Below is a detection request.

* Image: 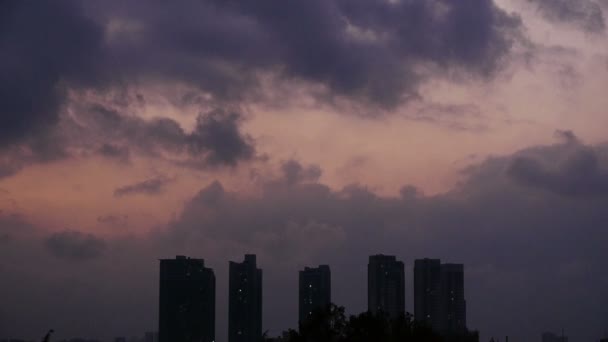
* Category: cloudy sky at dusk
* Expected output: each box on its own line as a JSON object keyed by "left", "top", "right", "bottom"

{"left": 1, "top": 0, "right": 608, "bottom": 341}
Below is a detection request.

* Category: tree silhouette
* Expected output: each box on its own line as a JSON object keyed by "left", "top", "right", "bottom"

{"left": 268, "top": 304, "right": 478, "bottom": 342}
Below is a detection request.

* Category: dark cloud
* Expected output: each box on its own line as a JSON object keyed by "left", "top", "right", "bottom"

{"left": 554, "top": 129, "right": 579, "bottom": 143}
{"left": 188, "top": 181, "right": 225, "bottom": 208}
{"left": 80, "top": 105, "right": 256, "bottom": 169}
{"left": 0, "top": 0, "right": 529, "bottom": 179}
{"left": 187, "top": 109, "right": 256, "bottom": 167}
{"left": 281, "top": 160, "right": 323, "bottom": 185}
{"left": 528, "top": 0, "right": 606, "bottom": 33}
{"left": 113, "top": 176, "right": 172, "bottom": 197}
{"left": 0, "top": 130, "right": 70, "bottom": 179}
{"left": 45, "top": 230, "right": 106, "bottom": 261}
{"left": 0, "top": 0, "right": 104, "bottom": 146}
{"left": 98, "top": 143, "right": 130, "bottom": 163}
{"left": 101, "top": 0, "right": 522, "bottom": 108}
{"left": 507, "top": 142, "right": 608, "bottom": 197}
{"left": 0, "top": 0, "right": 524, "bottom": 161}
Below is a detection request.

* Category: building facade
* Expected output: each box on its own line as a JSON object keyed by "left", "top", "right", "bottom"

{"left": 414, "top": 259, "right": 467, "bottom": 334}
{"left": 368, "top": 254, "right": 405, "bottom": 318}
{"left": 414, "top": 258, "right": 442, "bottom": 332}
{"left": 158, "top": 256, "right": 215, "bottom": 342}
{"left": 229, "top": 254, "right": 263, "bottom": 342}
{"left": 299, "top": 265, "right": 331, "bottom": 324}
{"left": 440, "top": 263, "right": 466, "bottom": 333}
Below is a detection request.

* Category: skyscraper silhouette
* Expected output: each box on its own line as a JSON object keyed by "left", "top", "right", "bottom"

{"left": 414, "top": 258, "right": 442, "bottom": 332}
{"left": 414, "top": 259, "right": 467, "bottom": 334}
{"left": 299, "top": 265, "right": 331, "bottom": 324}
{"left": 440, "top": 263, "right": 466, "bottom": 333}
{"left": 158, "top": 256, "right": 215, "bottom": 342}
{"left": 229, "top": 254, "right": 263, "bottom": 342}
{"left": 368, "top": 254, "right": 405, "bottom": 318}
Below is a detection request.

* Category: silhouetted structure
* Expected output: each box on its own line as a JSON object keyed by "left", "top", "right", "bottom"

{"left": 229, "top": 254, "right": 263, "bottom": 342}
{"left": 414, "top": 258, "right": 442, "bottom": 332}
{"left": 158, "top": 255, "right": 215, "bottom": 342}
{"left": 299, "top": 265, "right": 331, "bottom": 324}
{"left": 542, "top": 332, "right": 568, "bottom": 342}
{"left": 415, "top": 259, "right": 467, "bottom": 334}
{"left": 441, "top": 264, "right": 466, "bottom": 333}
{"left": 368, "top": 255, "right": 405, "bottom": 318}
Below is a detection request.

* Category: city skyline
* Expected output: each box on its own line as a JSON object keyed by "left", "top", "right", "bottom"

{"left": 156, "top": 254, "right": 470, "bottom": 341}
{"left": 2, "top": 0, "right": 608, "bottom": 341}
{"left": 2, "top": 253, "right": 605, "bottom": 341}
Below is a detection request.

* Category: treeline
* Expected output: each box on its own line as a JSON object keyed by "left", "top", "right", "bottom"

{"left": 264, "top": 304, "right": 479, "bottom": 342}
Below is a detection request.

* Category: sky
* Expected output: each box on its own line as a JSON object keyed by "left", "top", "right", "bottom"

{"left": 1, "top": 0, "right": 608, "bottom": 341}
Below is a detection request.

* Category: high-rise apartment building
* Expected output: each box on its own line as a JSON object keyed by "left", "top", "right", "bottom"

{"left": 414, "top": 258, "right": 442, "bottom": 331}
{"left": 299, "top": 265, "right": 331, "bottom": 324}
{"left": 229, "top": 254, "right": 263, "bottom": 342}
{"left": 441, "top": 263, "right": 466, "bottom": 333}
{"left": 414, "top": 259, "right": 467, "bottom": 334}
{"left": 158, "top": 256, "right": 215, "bottom": 342}
{"left": 368, "top": 255, "right": 405, "bottom": 318}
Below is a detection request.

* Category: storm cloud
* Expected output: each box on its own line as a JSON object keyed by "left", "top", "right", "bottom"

{"left": 0, "top": 0, "right": 104, "bottom": 147}
{"left": 95, "top": 0, "right": 523, "bottom": 108}
{"left": 0, "top": 0, "right": 524, "bottom": 163}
